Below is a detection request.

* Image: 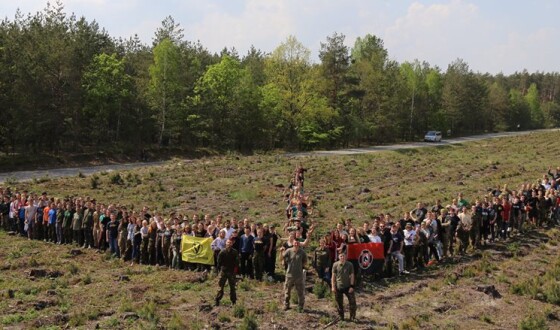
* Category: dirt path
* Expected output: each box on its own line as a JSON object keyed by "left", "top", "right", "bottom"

{"left": 1, "top": 129, "right": 557, "bottom": 183}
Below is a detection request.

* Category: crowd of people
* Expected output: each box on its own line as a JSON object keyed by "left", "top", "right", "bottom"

{"left": 1, "top": 164, "right": 560, "bottom": 322}
{"left": 311, "top": 167, "right": 560, "bottom": 285}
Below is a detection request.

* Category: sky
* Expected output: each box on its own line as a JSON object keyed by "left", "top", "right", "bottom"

{"left": 1, "top": 0, "right": 559, "bottom": 75}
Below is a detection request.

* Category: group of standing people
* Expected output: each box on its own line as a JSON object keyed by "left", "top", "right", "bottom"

{"left": 2, "top": 165, "right": 560, "bottom": 323}
{"left": 311, "top": 167, "right": 560, "bottom": 289}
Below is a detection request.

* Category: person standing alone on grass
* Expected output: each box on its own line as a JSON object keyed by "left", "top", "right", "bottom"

{"left": 331, "top": 252, "right": 356, "bottom": 322}
{"left": 283, "top": 240, "right": 307, "bottom": 312}
{"left": 215, "top": 239, "right": 239, "bottom": 307}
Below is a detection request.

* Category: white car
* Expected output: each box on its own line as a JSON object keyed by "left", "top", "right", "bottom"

{"left": 424, "top": 131, "right": 442, "bottom": 142}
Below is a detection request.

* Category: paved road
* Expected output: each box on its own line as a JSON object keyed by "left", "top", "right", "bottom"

{"left": 294, "top": 129, "right": 558, "bottom": 156}
{"left": 1, "top": 129, "right": 557, "bottom": 183}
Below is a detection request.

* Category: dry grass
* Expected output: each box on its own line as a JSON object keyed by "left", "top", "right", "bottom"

{"left": 2, "top": 130, "right": 560, "bottom": 328}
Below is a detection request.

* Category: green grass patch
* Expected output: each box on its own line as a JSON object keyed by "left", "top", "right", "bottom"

{"left": 230, "top": 189, "right": 258, "bottom": 201}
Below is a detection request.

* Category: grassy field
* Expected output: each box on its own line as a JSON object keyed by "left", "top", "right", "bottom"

{"left": 2, "top": 130, "right": 560, "bottom": 329}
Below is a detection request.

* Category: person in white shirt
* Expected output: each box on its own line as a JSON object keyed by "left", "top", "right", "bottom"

{"left": 368, "top": 227, "right": 382, "bottom": 243}
{"left": 403, "top": 223, "right": 416, "bottom": 271}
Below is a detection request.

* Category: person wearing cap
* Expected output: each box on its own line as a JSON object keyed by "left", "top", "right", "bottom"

{"left": 283, "top": 240, "right": 307, "bottom": 312}
{"left": 387, "top": 223, "right": 408, "bottom": 275}
{"left": 331, "top": 252, "right": 356, "bottom": 321}
{"left": 215, "top": 239, "right": 239, "bottom": 307}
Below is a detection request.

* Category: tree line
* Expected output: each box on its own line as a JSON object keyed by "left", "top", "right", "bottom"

{"left": 1, "top": 3, "right": 559, "bottom": 155}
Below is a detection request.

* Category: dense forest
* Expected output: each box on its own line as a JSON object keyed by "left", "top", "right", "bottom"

{"left": 1, "top": 3, "right": 559, "bottom": 155}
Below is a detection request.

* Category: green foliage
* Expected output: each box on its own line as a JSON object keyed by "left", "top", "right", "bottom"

{"left": 110, "top": 173, "right": 124, "bottom": 185}
{"left": 82, "top": 273, "right": 92, "bottom": 285}
{"left": 518, "top": 313, "right": 547, "bottom": 330}
{"left": 444, "top": 271, "right": 458, "bottom": 285}
{"left": 67, "top": 263, "right": 79, "bottom": 275}
{"left": 230, "top": 190, "right": 258, "bottom": 201}
{"left": 312, "top": 281, "right": 331, "bottom": 299}
{"left": 238, "top": 312, "right": 258, "bottom": 330}
{"left": 138, "top": 300, "right": 159, "bottom": 323}
{"left": 167, "top": 312, "right": 186, "bottom": 330}
{"left": 233, "top": 304, "right": 246, "bottom": 318}
{"left": 0, "top": 2, "right": 558, "bottom": 156}
{"left": 264, "top": 300, "right": 279, "bottom": 313}
{"left": 238, "top": 279, "right": 252, "bottom": 291}
{"left": 90, "top": 175, "right": 100, "bottom": 189}
{"left": 1, "top": 314, "right": 24, "bottom": 325}
{"left": 218, "top": 312, "right": 231, "bottom": 323}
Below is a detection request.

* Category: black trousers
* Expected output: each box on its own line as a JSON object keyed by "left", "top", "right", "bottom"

{"left": 240, "top": 252, "right": 254, "bottom": 278}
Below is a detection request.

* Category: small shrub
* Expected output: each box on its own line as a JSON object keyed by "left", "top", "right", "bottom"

{"left": 105, "top": 317, "right": 119, "bottom": 327}
{"left": 67, "top": 263, "right": 79, "bottom": 275}
{"left": 319, "top": 316, "right": 331, "bottom": 325}
{"left": 82, "top": 274, "right": 92, "bottom": 285}
{"left": 68, "top": 312, "right": 87, "bottom": 327}
{"left": 110, "top": 173, "right": 124, "bottom": 185}
{"left": 238, "top": 312, "right": 258, "bottom": 330}
{"left": 518, "top": 313, "right": 547, "bottom": 330}
{"left": 543, "top": 281, "right": 560, "bottom": 305}
{"left": 444, "top": 271, "right": 458, "bottom": 285}
{"left": 238, "top": 279, "right": 251, "bottom": 292}
{"left": 91, "top": 175, "right": 100, "bottom": 189}
{"left": 139, "top": 300, "right": 158, "bottom": 322}
{"left": 313, "top": 281, "right": 330, "bottom": 299}
{"left": 7, "top": 250, "right": 22, "bottom": 259}
{"left": 233, "top": 304, "right": 245, "bottom": 318}
{"left": 29, "top": 257, "right": 39, "bottom": 267}
{"left": 190, "top": 318, "right": 204, "bottom": 330}
{"left": 2, "top": 314, "right": 24, "bottom": 325}
{"left": 264, "top": 300, "right": 278, "bottom": 313}
{"left": 218, "top": 312, "right": 231, "bottom": 323}
{"left": 4, "top": 177, "right": 18, "bottom": 185}
{"left": 507, "top": 242, "right": 521, "bottom": 257}
{"left": 480, "top": 315, "right": 494, "bottom": 324}
{"left": 167, "top": 312, "right": 186, "bottom": 330}
{"left": 462, "top": 266, "right": 477, "bottom": 278}
{"left": 118, "top": 297, "right": 133, "bottom": 313}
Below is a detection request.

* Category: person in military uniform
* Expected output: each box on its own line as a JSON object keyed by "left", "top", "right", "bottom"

{"left": 283, "top": 240, "right": 307, "bottom": 312}
{"left": 215, "top": 239, "right": 239, "bottom": 306}
{"left": 313, "top": 237, "right": 332, "bottom": 284}
{"left": 331, "top": 252, "right": 356, "bottom": 321}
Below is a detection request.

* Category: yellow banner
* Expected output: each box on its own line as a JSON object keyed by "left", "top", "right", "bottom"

{"left": 181, "top": 235, "right": 214, "bottom": 265}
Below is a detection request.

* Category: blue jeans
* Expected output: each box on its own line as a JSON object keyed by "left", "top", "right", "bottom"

{"left": 109, "top": 237, "right": 120, "bottom": 257}
{"left": 132, "top": 241, "right": 140, "bottom": 262}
